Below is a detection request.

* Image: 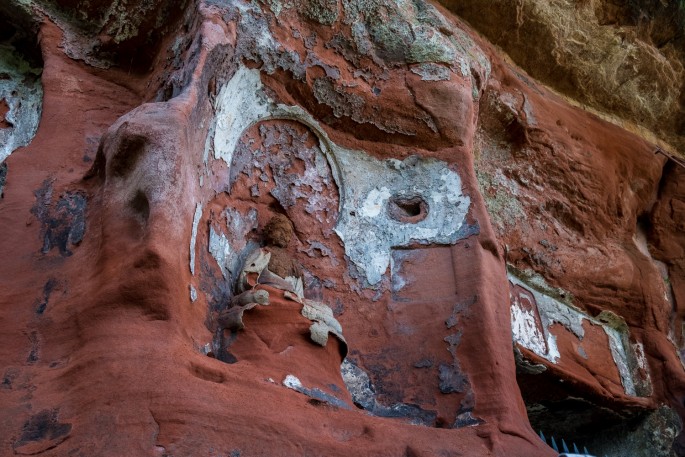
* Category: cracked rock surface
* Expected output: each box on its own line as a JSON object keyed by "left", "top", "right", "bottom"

{"left": 0, "top": 1, "right": 683, "bottom": 456}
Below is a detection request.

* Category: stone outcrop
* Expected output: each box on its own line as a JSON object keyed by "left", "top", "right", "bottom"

{"left": 0, "top": 1, "right": 683, "bottom": 456}
{"left": 442, "top": 0, "right": 685, "bottom": 156}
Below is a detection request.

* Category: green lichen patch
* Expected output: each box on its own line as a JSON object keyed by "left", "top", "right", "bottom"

{"left": 302, "top": 0, "right": 339, "bottom": 25}
{"left": 339, "top": 0, "right": 490, "bottom": 81}
{"left": 475, "top": 167, "right": 526, "bottom": 233}
{"left": 507, "top": 265, "right": 575, "bottom": 308}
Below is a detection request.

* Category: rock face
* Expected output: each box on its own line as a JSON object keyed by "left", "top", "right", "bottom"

{"left": 443, "top": 0, "right": 685, "bottom": 155}
{"left": 0, "top": 1, "right": 683, "bottom": 457}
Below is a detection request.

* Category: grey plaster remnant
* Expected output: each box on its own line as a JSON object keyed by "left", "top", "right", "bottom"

{"left": 211, "top": 66, "right": 471, "bottom": 286}
{"left": 202, "top": 121, "right": 215, "bottom": 165}
{"left": 340, "top": 358, "right": 438, "bottom": 425}
{"left": 302, "top": 0, "right": 339, "bottom": 25}
{"left": 510, "top": 266, "right": 574, "bottom": 306}
{"left": 244, "top": 122, "right": 337, "bottom": 226}
{"left": 282, "top": 375, "right": 351, "bottom": 409}
{"left": 234, "top": 1, "right": 306, "bottom": 80}
{"left": 339, "top": 0, "right": 490, "bottom": 85}
{"left": 340, "top": 359, "right": 376, "bottom": 410}
{"left": 597, "top": 310, "right": 643, "bottom": 397}
{"left": 312, "top": 77, "right": 366, "bottom": 121}
{"left": 213, "top": 67, "right": 271, "bottom": 168}
{"left": 300, "top": 240, "right": 339, "bottom": 266}
{"left": 301, "top": 299, "right": 346, "bottom": 355}
{"left": 0, "top": 43, "right": 42, "bottom": 163}
{"left": 189, "top": 285, "right": 198, "bottom": 302}
{"left": 513, "top": 346, "right": 546, "bottom": 375}
{"left": 577, "top": 345, "right": 588, "bottom": 359}
{"left": 224, "top": 207, "right": 258, "bottom": 283}
{"left": 410, "top": 63, "right": 451, "bottom": 81}
{"left": 508, "top": 272, "right": 650, "bottom": 397}
{"left": 208, "top": 226, "right": 232, "bottom": 279}
{"left": 189, "top": 203, "right": 202, "bottom": 275}
{"left": 440, "top": 330, "right": 469, "bottom": 394}
{"left": 305, "top": 52, "right": 340, "bottom": 79}
{"left": 522, "top": 95, "right": 538, "bottom": 127}
{"left": 312, "top": 76, "right": 418, "bottom": 135}
{"left": 334, "top": 152, "right": 471, "bottom": 285}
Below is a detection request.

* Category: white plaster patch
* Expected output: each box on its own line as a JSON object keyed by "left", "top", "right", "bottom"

{"left": 189, "top": 203, "right": 202, "bottom": 275}
{"left": 210, "top": 65, "right": 472, "bottom": 286}
{"left": 510, "top": 300, "right": 553, "bottom": 361}
{"left": 508, "top": 272, "right": 650, "bottom": 397}
{"left": 334, "top": 150, "right": 471, "bottom": 285}
{"left": 213, "top": 67, "right": 270, "bottom": 167}
{"left": 360, "top": 187, "right": 391, "bottom": 218}
{"left": 604, "top": 324, "right": 637, "bottom": 396}
{"left": 283, "top": 374, "right": 302, "bottom": 389}
{"left": 208, "top": 226, "right": 232, "bottom": 279}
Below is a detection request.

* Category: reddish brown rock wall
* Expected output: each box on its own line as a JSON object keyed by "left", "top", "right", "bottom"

{"left": 0, "top": 1, "right": 683, "bottom": 456}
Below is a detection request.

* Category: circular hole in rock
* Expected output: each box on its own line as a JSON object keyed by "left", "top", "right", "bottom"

{"left": 387, "top": 196, "right": 428, "bottom": 223}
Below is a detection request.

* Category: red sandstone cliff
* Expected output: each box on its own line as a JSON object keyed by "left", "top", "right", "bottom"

{"left": 0, "top": 1, "right": 683, "bottom": 456}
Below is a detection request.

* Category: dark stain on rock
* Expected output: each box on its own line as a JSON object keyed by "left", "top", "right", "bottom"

{"left": 332, "top": 298, "right": 344, "bottom": 317}
{"left": 35, "top": 278, "right": 58, "bottom": 315}
{"left": 0, "top": 97, "right": 11, "bottom": 128}
{"left": 109, "top": 132, "right": 148, "bottom": 178}
{"left": 32, "top": 180, "right": 87, "bottom": 256}
{"left": 199, "top": 251, "right": 232, "bottom": 315}
{"left": 372, "top": 402, "right": 437, "bottom": 425}
{"left": 453, "top": 391, "right": 483, "bottom": 428}
{"left": 445, "top": 295, "right": 477, "bottom": 329}
{"left": 0, "top": 161, "right": 7, "bottom": 198}
{"left": 438, "top": 362, "right": 468, "bottom": 394}
{"left": 129, "top": 190, "right": 150, "bottom": 223}
{"left": 413, "top": 358, "right": 433, "bottom": 368}
{"left": 345, "top": 356, "right": 438, "bottom": 426}
{"left": 1, "top": 367, "right": 19, "bottom": 389}
{"left": 26, "top": 331, "right": 39, "bottom": 364}
{"left": 13, "top": 409, "right": 72, "bottom": 455}
{"left": 454, "top": 221, "right": 480, "bottom": 240}
{"left": 439, "top": 330, "right": 469, "bottom": 394}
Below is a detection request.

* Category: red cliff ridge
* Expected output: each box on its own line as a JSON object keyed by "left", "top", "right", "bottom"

{"left": 0, "top": 1, "right": 683, "bottom": 456}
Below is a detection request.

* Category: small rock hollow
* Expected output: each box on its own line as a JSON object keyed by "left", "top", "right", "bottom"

{"left": 387, "top": 196, "right": 428, "bottom": 223}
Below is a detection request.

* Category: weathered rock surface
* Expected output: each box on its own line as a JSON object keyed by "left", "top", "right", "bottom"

{"left": 0, "top": 1, "right": 683, "bottom": 456}
{"left": 442, "top": 0, "right": 685, "bottom": 157}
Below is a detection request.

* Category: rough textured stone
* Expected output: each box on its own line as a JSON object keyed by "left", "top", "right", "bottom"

{"left": 440, "top": 0, "right": 685, "bottom": 157}
{"left": 0, "top": 0, "right": 683, "bottom": 456}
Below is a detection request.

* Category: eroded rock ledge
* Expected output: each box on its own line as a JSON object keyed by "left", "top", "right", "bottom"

{"left": 0, "top": 1, "right": 683, "bottom": 457}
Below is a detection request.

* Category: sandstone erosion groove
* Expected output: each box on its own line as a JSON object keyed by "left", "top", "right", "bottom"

{"left": 0, "top": 1, "right": 683, "bottom": 457}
